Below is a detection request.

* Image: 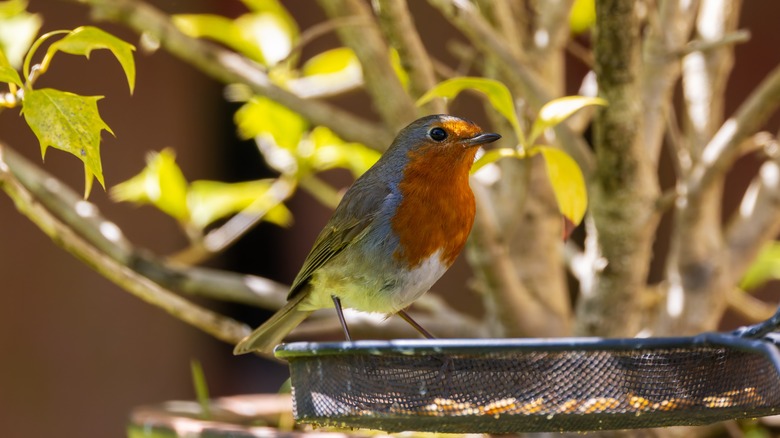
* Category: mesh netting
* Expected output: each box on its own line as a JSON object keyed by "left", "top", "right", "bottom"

{"left": 276, "top": 335, "right": 780, "bottom": 433}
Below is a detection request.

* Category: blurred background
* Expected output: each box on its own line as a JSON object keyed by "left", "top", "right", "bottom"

{"left": 1, "top": 1, "right": 779, "bottom": 436}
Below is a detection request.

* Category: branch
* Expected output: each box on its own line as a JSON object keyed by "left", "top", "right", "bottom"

{"left": 0, "top": 144, "right": 253, "bottom": 348}
{"left": 0, "top": 142, "right": 290, "bottom": 310}
{"left": 466, "top": 180, "right": 558, "bottom": 337}
{"left": 575, "top": 0, "right": 659, "bottom": 337}
{"left": 690, "top": 63, "right": 780, "bottom": 196}
{"left": 374, "top": 0, "right": 446, "bottom": 113}
{"left": 317, "top": 0, "right": 418, "bottom": 131}
{"left": 76, "top": 0, "right": 395, "bottom": 151}
{"left": 725, "top": 152, "right": 780, "bottom": 281}
{"left": 640, "top": 0, "right": 698, "bottom": 168}
{"left": 0, "top": 142, "right": 477, "bottom": 344}
{"left": 168, "top": 177, "right": 296, "bottom": 265}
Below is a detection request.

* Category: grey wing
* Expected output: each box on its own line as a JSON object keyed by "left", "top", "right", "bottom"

{"left": 287, "top": 178, "right": 392, "bottom": 299}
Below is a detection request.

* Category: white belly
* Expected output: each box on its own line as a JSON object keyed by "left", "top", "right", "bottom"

{"left": 300, "top": 249, "right": 449, "bottom": 314}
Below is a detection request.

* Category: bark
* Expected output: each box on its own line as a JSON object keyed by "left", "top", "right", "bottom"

{"left": 575, "top": 1, "right": 659, "bottom": 337}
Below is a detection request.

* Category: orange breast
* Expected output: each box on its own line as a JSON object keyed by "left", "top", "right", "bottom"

{"left": 391, "top": 146, "right": 478, "bottom": 268}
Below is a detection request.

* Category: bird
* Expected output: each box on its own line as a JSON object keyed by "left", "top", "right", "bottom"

{"left": 234, "top": 114, "right": 500, "bottom": 355}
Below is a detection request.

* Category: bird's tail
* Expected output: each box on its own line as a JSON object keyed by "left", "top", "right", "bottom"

{"left": 233, "top": 293, "right": 313, "bottom": 355}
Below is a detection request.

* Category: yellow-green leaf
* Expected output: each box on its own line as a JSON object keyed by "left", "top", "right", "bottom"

{"left": 0, "top": 46, "right": 22, "bottom": 86}
{"left": 110, "top": 148, "right": 190, "bottom": 222}
{"left": 0, "top": 0, "right": 41, "bottom": 69}
{"left": 235, "top": 12, "right": 295, "bottom": 66}
{"left": 470, "top": 148, "right": 522, "bottom": 174}
{"left": 740, "top": 242, "right": 780, "bottom": 291}
{"left": 235, "top": 96, "right": 307, "bottom": 149}
{"left": 531, "top": 146, "right": 588, "bottom": 227}
{"left": 174, "top": 9, "right": 297, "bottom": 67}
{"left": 46, "top": 26, "right": 136, "bottom": 93}
{"left": 187, "top": 179, "right": 292, "bottom": 230}
{"left": 389, "top": 48, "right": 409, "bottom": 91}
{"left": 308, "top": 126, "right": 380, "bottom": 177}
{"left": 529, "top": 96, "right": 606, "bottom": 145}
{"left": 22, "top": 88, "right": 113, "bottom": 196}
{"left": 288, "top": 47, "right": 363, "bottom": 97}
{"left": 569, "top": 0, "right": 596, "bottom": 34}
{"left": 417, "top": 77, "right": 523, "bottom": 142}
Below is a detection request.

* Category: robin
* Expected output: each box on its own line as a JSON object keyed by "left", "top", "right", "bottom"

{"left": 234, "top": 114, "right": 500, "bottom": 354}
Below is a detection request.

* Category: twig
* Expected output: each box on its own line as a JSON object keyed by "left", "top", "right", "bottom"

{"left": 0, "top": 142, "right": 290, "bottom": 309}
{"left": 374, "top": 0, "right": 445, "bottom": 113}
{"left": 566, "top": 38, "right": 594, "bottom": 68}
{"left": 75, "top": 0, "right": 395, "bottom": 151}
{"left": 317, "top": 0, "right": 418, "bottom": 131}
{"left": 680, "top": 29, "right": 751, "bottom": 56}
{"left": 640, "top": 0, "right": 698, "bottom": 168}
{"left": 467, "top": 181, "right": 555, "bottom": 337}
{"left": 725, "top": 156, "right": 780, "bottom": 282}
{"left": 169, "top": 178, "right": 295, "bottom": 265}
{"left": 727, "top": 288, "right": 777, "bottom": 323}
{"left": 279, "top": 16, "right": 370, "bottom": 66}
{"left": 0, "top": 143, "right": 254, "bottom": 349}
{"left": 690, "top": 63, "right": 780, "bottom": 196}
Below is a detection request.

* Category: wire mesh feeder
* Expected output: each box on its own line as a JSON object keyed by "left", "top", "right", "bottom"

{"left": 274, "top": 315, "right": 780, "bottom": 434}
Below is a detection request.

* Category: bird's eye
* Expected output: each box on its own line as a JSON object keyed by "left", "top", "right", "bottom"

{"left": 429, "top": 127, "right": 448, "bottom": 141}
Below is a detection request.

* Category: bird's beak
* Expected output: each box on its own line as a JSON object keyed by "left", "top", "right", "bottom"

{"left": 465, "top": 132, "right": 501, "bottom": 147}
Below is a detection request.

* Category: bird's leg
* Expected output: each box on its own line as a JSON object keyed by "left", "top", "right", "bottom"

{"left": 397, "top": 309, "right": 436, "bottom": 339}
{"left": 331, "top": 295, "right": 352, "bottom": 341}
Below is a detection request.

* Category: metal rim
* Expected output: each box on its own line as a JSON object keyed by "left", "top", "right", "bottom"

{"left": 274, "top": 332, "right": 780, "bottom": 359}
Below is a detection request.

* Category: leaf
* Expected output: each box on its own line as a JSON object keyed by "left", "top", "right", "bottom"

{"left": 531, "top": 146, "right": 589, "bottom": 228}
{"left": 0, "top": 46, "right": 22, "bottom": 86}
{"left": 110, "top": 148, "right": 190, "bottom": 222}
{"left": 45, "top": 26, "right": 136, "bottom": 93}
{"left": 288, "top": 47, "right": 363, "bottom": 98}
{"left": 740, "top": 242, "right": 780, "bottom": 291}
{"left": 308, "top": 126, "right": 380, "bottom": 177}
{"left": 235, "top": 96, "right": 307, "bottom": 148}
{"left": 174, "top": 8, "right": 297, "bottom": 67}
{"left": 417, "top": 77, "right": 523, "bottom": 142}
{"left": 569, "top": 0, "right": 596, "bottom": 34}
{"left": 174, "top": 14, "right": 264, "bottom": 64}
{"left": 471, "top": 148, "right": 522, "bottom": 174}
{"left": 187, "top": 179, "right": 292, "bottom": 230}
{"left": 22, "top": 88, "right": 113, "bottom": 196}
{"left": 0, "top": 0, "right": 41, "bottom": 69}
{"left": 190, "top": 360, "right": 211, "bottom": 420}
{"left": 529, "top": 96, "right": 606, "bottom": 144}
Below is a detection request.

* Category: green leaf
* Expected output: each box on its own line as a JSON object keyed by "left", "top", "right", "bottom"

{"left": 530, "top": 146, "right": 588, "bottom": 227}
{"left": 0, "top": 0, "right": 41, "bottom": 69}
{"left": 45, "top": 26, "right": 136, "bottom": 93}
{"left": 417, "top": 77, "right": 523, "bottom": 143}
{"left": 174, "top": 14, "right": 264, "bottom": 64}
{"left": 470, "top": 148, "right": 522, "bottom": 174}
{"left": 308, "top": 126, "right": 380, "bottom": 177}
{"left": 389, "top": 48, "right": 409, "bottom": 91}
{"left": 288, "top": 47, "right": 363, "bottom": 97}
{"left": 569, "top": 0, "right": 596, "bottom": 34}
{"left": 740, "top": 242, "right": 780, "bottom": 291}
{"left": 235, "top": 96, "right": 307, "bottom": 148}
{"left": 22, "top": 88, "right": 113, "bottom": 196}
{"left": 187, "top": 179, "right": 292, "bottom": 230}
{"left": 110, "top": 148, "right": 190, "bottom": 222}
{"left": 190, "top": 359, "right": 211, "bottom": 420}
{"left": 529, "top": 96, "right": 606, "bottom": 145}
{"left": 174, "top": 9, "right": 297, "bottom": 67}
{"left": 0, "top": 46, "right": 22, "bottom": 86}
